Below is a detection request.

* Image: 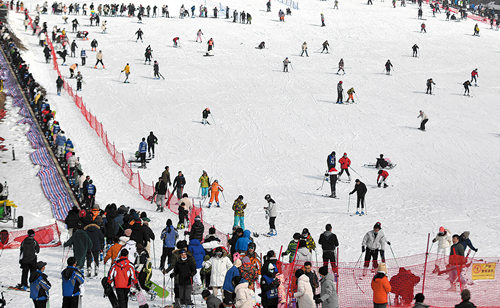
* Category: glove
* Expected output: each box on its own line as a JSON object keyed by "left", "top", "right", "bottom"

{"left": 362, "top": 246, "right": 365, "bottom": 253}
{"left": 474, "top": 248, "right": 478, "bottom": 252}
{"left": 315, "top": 298, "right": 322, "bottom": 304}
{"left": 432, "top": 239, "right": 437, "bottom": 243}
{"left": 387, "top": 241, "right": 391, "bottom": 246}
{"left": 324, "top": 173, "right": 328, "bottom": 177}
{"left": 281, "top": 252, "right": 286, "bottom": 257}
{"left": 265, "top": 214, "right": 268, "bottom": 220}
{"left": 184, "top": 231, "right": 189, "bottom": 235}
{"left": 349, "top": 192, "right": 353, "bottom": 195}
{"left": 170, "top": 273, "right": 174, "bottom": 278}
{"left": 313, "top": 295, "right": 319, "bottom": 301}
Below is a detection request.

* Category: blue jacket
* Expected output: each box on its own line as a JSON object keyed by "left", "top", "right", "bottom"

{"left": 52, "top": 124, "right": 60, "bottom": 134}
{"left": 56, "top": 134, "right": 66, "bottom": 146}
{"left": 222, "top": 265, "right": 240, "bottom": 292}
{"left": 81, "top": 50, "right": 86, "bottom": 57}
{"left": 30, "top": 270, "right": 51, "bottom": 301}
{"left": 161, "top": 225, "right": 178, "bottom": 248}
{"left": 188, "top": 239, "right": 205, "bottom": 269}
{"left": 87, "top": 184, "right": 96, "bottom": 195}
{"left": 235, "top": 230, "right": 252, "bottom": 252}
{"left": 139, "top": 141, "right": 147, "bottom": 153}
{"left": 61, "top": 266, "right": 84, "bottom": 297}
{"left": 459, "top": 237, "right": 477, "bottom": 252}
{"left": 65, "top": 139, "right": 74, "bottom": 150}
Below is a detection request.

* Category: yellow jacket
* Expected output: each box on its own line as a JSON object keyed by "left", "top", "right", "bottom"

{"left": 123, "top": 65, "right": 130, "bottom": 73}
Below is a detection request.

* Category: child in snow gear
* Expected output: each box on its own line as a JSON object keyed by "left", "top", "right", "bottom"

{"left": 233, "top": 195, "right": 247, "bottom": 230}
{"left": 282, "top": 233, "right": 301, "bottom": 263}
{"left": 385, "top": 60, "right": 393, "bottom": 74}
{"left": 199, "top": 171, "right": 210, "bottom": 199}
{"left": 336, "top": 81, "right": 343, "bottom": 104}
{"left": 264, "top": 194, "right": 277, "bottom": 236}
{"left": 91, "top": 39, "right": 98, "bottom": 51}
{"left": 338, "top": 153, "right": 351, "bottom": 181}
{"left": 321, "top": 13, "right": 325, "bottom": 27}
{"left": 321, "top": 40, "right": 329, "bottom": 53}
{"left": 300, "top": 42, "right": 308, "bottom": 57}
{"left": 208, "top": 180, "right": 223, "bottom": 208}
{"left": 301, "top": 228, "right": 316, "bottom": 252}
{"left": 207, "top": 38, "right": 214, "bottom": 55}
{"left": 463, "top": 80, "right": 471, "bottom": 96}
{"left": 76, "top": 71, "right": 83, "bottom": 91}
{"left": 196, "top": 30, "right": 203, "bottom": 42}
{"left": 417, "top": 110, "right": 428, "bottom": 130}
{"left": 412, "top": 44, "right": 419, "bottom": 57}
{"left": 470, "top": 69, "right": 478, "bottom": 85}
{"left": 426, "top": 78, "right": 435, "bottom": 94}
{"left": 362, "top": 222, "right": 388, "bottom": 270}
{"left": 283, "top": 57, "right": 291, "bottom": 72}
{"left": 30, "top": 261, "right": 51, "bottom": 308}
{"left": 350, "top": 179, "right": 367, "bottom": 214}
{"left": 95, "top": 50, "right": 104, "bottom": 68}
{"left": 138, "top": 137, "right": 147, "bottom": 168}
{"left": 420, "top": 23, "right": 426, "bottom": 33}
{"left": 337, "top": 59, "right": 344, "bottom": 74}
{"left": 473, "top": 24, "right": 480, "bottom": 36}
{"left": 80, "top": 49, "right": 86, "bottom": 65}
{"left": 153, "top": 61, "right": 160, "bottom": 79}
{"left": 377, "top": 170, "right": 389, "bottom": 188}
{"left": 62, "top": 257, "right": 84, "bottom": 308}
{"left": 136, "top": 28, "right": 143, "bottom": 42}
{"left": 371, "top": 263, "right": 391, "bottom": 306}
{"left": 202, "top": 108, "right": 211, "bottom": 125}
{"left": 122, "top": 63, "right": 130, "bottom": 83}
{"left": 346, "top": 87, "right": 355, "bottom": 103}
{"left": 325, "top": 167, "right": 338, "bottom": 198}
{"left": 173, "top": 37, "right": 179, "bottom": 47}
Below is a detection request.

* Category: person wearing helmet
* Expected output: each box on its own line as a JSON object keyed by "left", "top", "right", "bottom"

{"left": 209, "top": 180, "right": 224, "bottom": 208}
{"left": 263, "top": 195, "right": 277, "bottom": 236}
{"left": 199, "top": 171, "right": 210, "bottom": 200}
{"left": 361, "top": 222, "right": 389, "bottom": 272}
{"left": 301, "top": 228, "right": 316, "bottom": 252}
{"left": 336, "top": 81, "right": 344, "bottom": 104}
{"left": 283, "top": 57, "right": 291, "bottom": 72}
{"left": 470, "top": 69, "right": 478, "bottom": 86}
{"left": 300, "top": 42, "right": 308, "bottom": 57}
{"left": 232, "top": 195, "right": 247, "bottom": 230}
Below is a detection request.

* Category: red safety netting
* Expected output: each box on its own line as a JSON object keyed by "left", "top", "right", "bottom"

{"left": 1, "top": 223, "right": 61, "bottom": 249}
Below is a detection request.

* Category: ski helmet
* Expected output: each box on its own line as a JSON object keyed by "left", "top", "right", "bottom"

{"left": 248, "top": 242, "right": 256, "bottom": 250}
{"left": 264, "top": 194, "right": 271, "bottom": 200}
{"left": 214, "top": 179, "right": 218, "bottom": 183}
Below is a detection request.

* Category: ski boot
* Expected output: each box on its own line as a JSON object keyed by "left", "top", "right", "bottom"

{"left": 208, "top": 202, "right": 211, "bottom": 208}
{"left": 267, "top": 229, "right": 273, "bottom": 236}
{"left": 356, "top": 210, "right": 360, "bottom": 215}
{"left": 273, "top": 229, "right": 277, "bottom": 236}
{"left": 148, "top": 289, "right": 157, "bottom": 300}
{"left": 330, "top": 193, "right": 336, "bottom": 198}
{"left": 94, "top": 267, "right": 98, "bottom": 277}
{"left": 130, "top": 292, "right": 137, "bottom": 301}
{"left": 361, "top": 211, "right": 365, "bottom": 215}
{"left": 216, "top": 202, "right": 220, "bottom": 207}
{"left": 348, "top": 175, "right": 351, "bottom": 182}
{"left": 384, "top": 183, "right": 388, "bottom": 188}
{"left": 87, "top": 267, "right": 92, "bottom": 277}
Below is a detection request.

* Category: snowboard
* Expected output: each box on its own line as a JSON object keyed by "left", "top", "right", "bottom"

{"left": 363, "top": 163, "right": 397, "bottom": 169}
{"left": 101, "top": 277, "right": 118, "bottom": 308}
{"left": 203, "top": 53, "right": 214, "bottom": 57}
{"left": 146, "top": 281, "right": 169, "bottom": 298}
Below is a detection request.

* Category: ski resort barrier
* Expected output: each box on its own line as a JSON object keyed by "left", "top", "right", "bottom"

{"left": 277, "top": 0, "right": 299, "bottom": 10}
{"left": 277, "top": 253, "right": 499, "bottom": 308}
{"left": 1, "top": 223, "right": 61, "bottom": 249}
{"left": 0, "top": 43, "right": 75, "bottom": 221}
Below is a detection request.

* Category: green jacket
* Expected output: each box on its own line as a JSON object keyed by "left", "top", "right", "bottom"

{"left": 232, "top": 200, "right": 246, "bottom": 217}
{"left": 283, "top": 240, "right": 298, "bottom": 263}
{"left": 64, "top": 229, "right": 93, "bottom": 267}
{"left": 199, "top": 175, "right": 210, "bottom": 188}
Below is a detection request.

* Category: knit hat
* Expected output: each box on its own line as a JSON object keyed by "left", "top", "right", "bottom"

{"left": 234, "top": 259, "right": 242, "bottom": 268}
{"left": 439, "top": 226, "right": 445, "bottom": 233}
{"left": 27, "top": 229, "right": 35, "bottom": 236}
{"left": 266, "top": 250, "right": 275, "bottom": 259}
{"left": 124, "top": 229, "right": 132, "bottom": 237}
{"left": 195, "top": 215, "right": 201, "bottom": 221}
{"left": 462, "top": 231, "right": 470, "bottom": 239}
{"left": 414, "top": 293, "right": 425, "bottom": 303}
{"left": 319, "top": 266, "right": 329, "bottom": 276}
{"left": 377, "top": 263, "right": 387, "bottom": 274}
{"left": 119, "top": 236, "right": 128, "bottom": 245}
{"left": 293, "top": 233, "right": 301, "bottom": 240}
{"left": 209, "top": 227, "right": 216, "bottom": 234}
{"left": 295, "top": 269, "right": 304, "bottom": 279}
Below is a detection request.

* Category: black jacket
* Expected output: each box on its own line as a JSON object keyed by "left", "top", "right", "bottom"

{"left": 174, "top": 257, "right": 196, "bottom": 285}
{"left": 143, "top": 224, "right": 155, "bottom": 241}
{"left": 147, "top": 133, "right": 157, "bottom": 146}
{"left": 20, "top": 236, "right": 40, "bottom": 263}
{"left": 56, "top": 77, "right": 64, "bottom": 88}
{"left": 173, "top": 175, "right": 186, "bottom": 188}
{"left": 130, "top": 223, "right": 149, "bottom": 246}
{"left": 189, "top": 221, "right": 204, "bottom": 242}
{"left": 350, "top": 182, "right": 367, "bottom": 196}
{"left": 65, "top": 208, "right": 80, "bottom": 229}
{"left": 84, "top": 223, "right": 104, "bottom": 252}
{"left": 318, "top": 231, "right": 339, "bottom": 252}
{"left": 202, "top": 109, "right": 211, "bottom": 119}
{"left": 155, "top": 180, "right": 167, "bottom": 195}
{"left": 455, "top": 301, "right": 477, "bottom": 308}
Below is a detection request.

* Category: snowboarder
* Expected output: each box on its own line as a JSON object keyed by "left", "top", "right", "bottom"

{"left": 473, "top": 24, "right": 480, "bottom": 36}
{"left": 300, "top": 42, "right": 308, "bottom": 57}
{"left": 337, "top": 59, "right": 345, "bottom": 74}
{"left": 349, "top": 179, "right": 367, "bottom": 214}
{"left": 76, "top": 71, "right": 83, "bottom": 91}
{"left": 463, "top": 80, "right": 471, "bottom": 96}
{"left": 173, "top": 37, "right": 180, "bottom": 47}
{"left": 199, "top": 171, "right": 210, "bottom": 199}
{"left": 263, "top": 194, "right": 277, "bottom": 236}
{"left": 421, "top": 22, "right": 426, "bottom": 33}
{"left": 318, "top": 224, "right": 339, "bottom": 271}
{"left": 145, "top": 45, "right": 152, "bottom": 63}
{"left": 327, "top": 151, "right": 336, "bottom": 169}
{"left": 325, "top": 166, "right": 339, "bottom": 198}
{"left": 362, "top": 222, "right": 389, "bottom": 271}
{"left": 257, "top": 41, "right": 266, "bottom": 49}
{"left": 202, "top": 107, "right": 211, "bottom": 125}
{"left": 321, "top": 40, "right": 329, "bottom": 53}
{"left": 94, "top": 50, "right": 104, "bottom": 68}
{"left": 56, "top": 76, "right": 64, "bottom": 95}
{"left": 377, "top": 170, "right": 389, "bottom": 188}
{"left": 90, "top": 39, "right": 98, "bottom": 51}
{"left": 135, "top": 28, "right": 143, "bottom": 42}
{"left": 336, "top": 81, "right": 343, "bottom": 104}
{"left": 208, "top": 180, "right": 223, "bottom": 208}
{"left": 121, "top": 63, "right": 130, "bottom": 83}
{"left": 196, "top": 29, "right": 203, "bottom": 42}
{"left": 138, "top": 137, "right": 147, "bottom": 168}
{"left": 426, "top": 78, "right": 435, "bottom": 94}
{"left": 207, "top": 38, "right": 214, "bottom": 55}
{"left": 233, "top": 195, "right": 247, "bottom": 230}
{"left": 338, "top": 153, "right": 351, "bottom": 181}
{"left": 321, "top": 13, "right": 325, "bottom": 26}
{"left": 346, "top": 87, "right": 355, "bottom": 103}
{"left": 283, "top": 57, "right": 291, "bottom": 72}
{"left": 153, "top": 61, "right": 161, "bottom": 79}
{"left": 470, "top": 69, "right": 478, "bottom": 85}
{"left": 385, "top": 60, "right": 393, "bottom": 74}
{"left": 147, "top": 131, "right": 157, "bottom": 157}
{"left": 412, "top": 44, "right": 419, "bottom": 57}
{"left": 417, "top": 110, "right": 428, "bottom": 130}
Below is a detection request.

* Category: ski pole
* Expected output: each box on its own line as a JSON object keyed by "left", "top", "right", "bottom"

{"left": 159, "top": 72, "right": 165, "bottom": 80}
{"left": 354, "top": 93, "right": 360, "bottom": 104}
{"left": 290, "top": 63, "right": 294, "bottom": 70}
{"left": 221, "top": 190, "right": 227, "bottom": 202}
{"left": 162, "top": 272, "right": 165, "bottom": 307}
{"left": 389, "top": 244, "right": 399, "bottom": 267}
{"left": 118, "top": 71, "right": 122, "bottom": 82}
{"left": 153, "top": 240, "right": 156, "bottom": 269}
{"left": 210, "top": 113, "right": 216, "bottom": 125}
{"left": 349, "top": 166, "right": 362, "bottom": 177}
{"left": 428, "top": 241, "right": 434, "bottom": 255}
{"left": 198, "top": 185, "right": 201, "bottom": 198}
{"left": 348, "top": 194, "right": 351, "bottom": 212}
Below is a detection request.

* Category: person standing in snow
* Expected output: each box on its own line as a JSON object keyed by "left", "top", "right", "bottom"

{"left": 108, "top": 249, "right": 138, "bottom": 308}
{"left": 327, "top": 151, "right": 336, "bottom": 170}
{"left": 70, "top": 40, "right": 78, "bottom": 57}
{"left": 147, "top": 131, "right": 157, "bottom": 158}
{"left": 196, "top": 29, "right": 204, "bottom": 42}
{"left": 315, "top": 266, "right": 339, "bottom": 308}
{"left": 459, "top": 231, "right": 478, "bottom": 254}
{"left": 94, "top": 50, "right": 104, "bottom": 69}
{"left": 319, "top": 224, "right": 339, "bottom": 271}
{"left": 233, "top": 195, "right": 247, "bottom": 230}
{"left": 432, "top": 226, "right": 452, "bottom": 258}
{"left": 336, "top": 81, "right": 343, "bottom": 104}
{"left": 420, "top": 22, "right": 426, "bottom": 33}
{"left": 463, "top": 80, "right": 471, "bottom": 96}
{"left": 155, "top": 177, "right": 167, "bottom": 211}
{"left": 136, "top": 28, "right": 144, "bottom": 42}
{"left": 283, "top": 57, "right": 291, "bottom": 72}
{"left": 385, "top": 60, "right": 393, "bottom": 75}
{"left": 80, "top": 48, "right": 87, "bottom": 66}
{"left": 145, "top": 45, "right": 153, "bottom": 63}
{"left": 61, "top": 257, "right": 85, "bottom": 308}
{"left": 76, "top": 71, "right": 83, "bottom": 91}
{"left": 426, "top": 78, "right": 435, "bottom": 94}
{"left": 121, "top": 63, "right": 130, "bottom": 83}
{"left": 417, "top": 110, "right": 428, "bottom": 131}
{"left": 30, "top": 261, "right": 51, "bottom": 308}
{"left": 207, "top": 38, "right": 214, "bottom": 55}
{"left": 337, "top": 59, "right": 345, "bottom": 74}
{"left": 17, "top": 230, "right": 40, "bottom": 290}
{"left": 447, "top": 234, "right": 466, "bottom": 292}
{"left": 138, "top": 137, "right": 147, "bottom": 168}
{"left": 371, "top": 263, "right": 391, "bottom": 307}
{"left": 91, "top": 39, "right": 98, "bottom": 51}
{"left": 362, "top": 222, "right": 389, "bottom": 271}
{"left": 321, "top": 40, "right": 329, "bottom": 53}
{"left": 301, "top": 228, "right": 316, "bottom": 252}
{"left": 412, "top": 44, "right": 419, "bottom": 57}
{"left": 199, "top": 171, "right": 210, "bottom": 199}
{"left": 334, "top": 0, "right": 339, "bottom": 9}
{"left": 346, "top": 87, "right": 355, "bottom": 103}
{"left": 470, "top": 69, "right": 478, "bottom": 85}
{"left": 473, "top": 24, "right": 480, "bottom": 36}
{"left": 338, "top": 153, "right": 351, "bottom": 181}
{"left": 377, "top": 170, "right": 389, "bottom": 188}
{"left": 56, "top": 76, "right": 64, "bottom": 95}
{"left": 350, "top": 179, "right": 367, "bottom": 214}
{"left": 282, "top": 233, "right": 301, "bottom": 263}
{"left": 293, "top": 269, "right": 315, "bottom": 308}
{"left": 264, "top": 194, "right": 277, "bottom": 236}
{"left": 325, "top": 166, "right": 338, "bottom": 198}
{"left": 173, "top": 171, "right": 186, "bottom": 199}
{"left": 300, "top": 42, "right": 309, "bottom": 57}
{"left": 321, "top": 13, "right": 325, "bottom": 26}
{"left": 202, "top": 108, "right": 211, "bottom": 125}
{"left": 153, "top": 60, "right": 161, "bottom": 79}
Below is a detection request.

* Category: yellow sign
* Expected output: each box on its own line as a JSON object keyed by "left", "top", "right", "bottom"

{"left": 471, "top": 263, "right": 496, "bottom": 281}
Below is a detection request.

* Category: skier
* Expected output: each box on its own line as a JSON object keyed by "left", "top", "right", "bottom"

{"left": 282, "top": 233, "right": 301, "bottom": 263}
{"left": 459, "top": 231, "right": 478, "bottom": 253}
{"left": 349, "top": 179, "right": 367, "bottom": 215}
{"left": 337, "top": 59, "right": 345, "bottom": 74}
{"left": 159, "top": 219, "right": 178, "bottom": 270}
{"left": 417, "top": 110, "right": 428, "bottom": 131}
{"left": 375, "top": 154, "right": 392, "bottom": 168}
{"left": 138, "top": 137, "right": 147, "bottom": 168}
{"left": 202, "top": 107, "right": 211, "bottom": 124}
{"left": 300, "top": 42, "right": 308, "bottom": 57}
{"left": 473, "top": 23, "right": 480, "bottom": 36}
{"left": 199, "top": 171, "right": 210, "bottom": 199}
{"left": 470, "top": 69, "right": 478, "bottom": 85}
{"left": 283, "top": 57, "right": 291, "bottom": 72}
{"left": 346, "top": 87, "right": 355, "bottom": 103}
{"left": 325, "top": 166, "right": 338, "bottom": 198}
{"left": 62, "top": 257, "right": 85, "bottom": 308}
{"left": 432, "top": 226, "right": 452, "bottom": 258}
{"left": 426, "top": 78, "right": 435, "bottom": 94}
{"left": 147, "top": 131, "right": 157, "bottom": 158}
{"left": 90, "top": 39, "right": 98, "bottom": 51}
{"left": 121, "top": 63, "right": 130, "bottom": 83}
{"left": 153, "top": 61, "right": 160, "bottom": 79}
{"left": 362, "top": 222, "right": 389, "bottom": 271}
{"left": 334, "top": 0, "right": 339, "bottom": 9}
{"left": 385, "top": 60, "right": 393, "bottom": 75}
{"left": 207, "top": 38, "right": 214, "bottom": 55}
{"left": 463, "top": 80, "right": 471, "bottom": 96}
{"left": 327, "top": 151, "right": 336, "bottom": 169}
{"left": 338, "top": 153, "right": 351, "bottom": 181}
{"left": 30, "top": 261, "right": 51, "bottom": 308}
{"left": 321, "top": 40, "right": 329, "bottom": 53}
{"left": 336, "top": 81, "right": 344, "bottom": 104}
{"left": 213, "top": 7, "right": 218, "bottom": 18}
{"left": 94, "top": 50, "right": 104, "bottom": 68}
{"left": 418, "top": 7, "right": 423, "bottom": 19}
{"left": 70, "top": 40, "right": 78, "bottom": 57}
{"left": 208, "top": 180, "right": 223, "bottom": 208}
{"left": 257, "top": 41, "right": 266, "bottom": 49}
{"left": 318, "top": 224, "right": 339, "bottom": 271}
{"left": 321, "top": 13, "right": 325, "bottom": 26}
{"left": 57, "top": 49, "right": 68, "bottom": 65}
{"left": 76, "top": 71, "right": 83, "bottom": 91}
{"left": 446, "top": 10, "right": 450, "bottom": 20}
{"left": 263, "top": 194, "right": 277, "bottom": 236}
{"left": 43, "top": 44, "right": 51, "bottom": 63}
{"left": 377, "top": 170, "right": 389, "bottom": 188}
{"left": 80, "top": 49, "right": 86, "bottom": 65}
{"left": 392, "top": 0, "right": 396, "bottom": 8}
{"left": 56, "top": 76, "right": 64, "bottom": 96}
{"left": 173, "top": 171, "right": 186, "bottom": 199}
{"left": 135, "top": 28, "right": 144, "bottom": 42}
{"left": 421, "top": 22, "right": 426, "bottom": 33}
{"left": 196, "top": 29, "right": 203, "bottom": 42}
{"left": 107, "top": 250, "right": 139, "bottom": 308}
{"left": 266, "top": 0, "right": 271, "bottom": 12}
{"left": 367, "top": 0, "right": 373, "bottom": 5}
{"left": 144, "top": 45, "right": 152, "bottom": 63}
{"left": 412, "top": 44, "right": 419, "bottom": 57}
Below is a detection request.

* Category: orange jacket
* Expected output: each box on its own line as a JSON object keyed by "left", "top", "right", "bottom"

{"left": 208, "top": 39, "right": 213, "bottom": 46}
{"left": 104, "top": 243, "right": 123, "bottom": 264}
{"left": 90, "top": 209, "right": 100, "bottom": 221}
{"left": 70, "top": 63, "right": 78, "bottom": 70}
{"left": 371, "top": 274, "right": 391, "bottom": 304}
{"left": 210, "top": 182, "right": 223, "bottom": 193}
{"left": 247, "top": 253, "right": 262, "bottom": 275}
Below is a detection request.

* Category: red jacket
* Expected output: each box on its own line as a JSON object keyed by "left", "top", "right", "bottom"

{"left": 108, "top": 256, "right": 138, "bottom": 289}
{"left": 471, "top": 70, "right": 478, "bottom": 77}
{"left": 377, "top": 171, "right": 389, "bottom": 181}
{"left": 339, "top": 156, "right": 351, "bottom": 169}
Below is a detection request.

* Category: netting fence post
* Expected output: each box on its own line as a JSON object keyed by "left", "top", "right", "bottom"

{"left": 422, "top": 233, "right": 430, "bottom": 294}
{"left": 454, "top": 247, "right": 463, "bottom": 291}
{"left": 285, "top": 247, "right": 300, "bottom": 306}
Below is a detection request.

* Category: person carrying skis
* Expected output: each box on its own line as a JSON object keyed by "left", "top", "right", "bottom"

{"left": 208, "top": 180, "right": 223, "bottom": 208}
{"left": 62, "top": 257, "right": 84, "bottom": 308}
{"left": 470, "top": 69, "right": 478, "bottom": 85}
{"left": 30, "top": 261, "right": 51, "bottom": 308}
{"left": 377, "top": 170, "right": 389, "bottom": 188}
{"left": 350, "top": 179, "right": 367, "bottom": 215}
{"left": 421, "top": 22, "right": 426, "bottom": 33}
{"left": 346, "top": 87, "right": 355, "bottom": 103}
{"left": 202, "top": 107, "right": 211, "bottom": 124}
{"left": 144, "top": 45, "right": 152, "bottom": 63}
{"left": 153, "top": 60, "right": 160, "bottom": 79}
{"left": 321, "top": 40, "right": 329, "bottom": 53}
{"left": 94, "top": 50, "right": 104, "bottom": 69}
{"left": 76, "top": 71, "right": 83, "bottom": 91}
{"left": 136, "top": 28, "right": 144, "bottom": 42}
{"left": 325, "top": 166, "right": 338, "bottom": 198}
{"left": 121, "top": 63, "right": 130, "bottom": 83}
{"left": 90, "top": 39, "right": 98, "bottom": 51}
{"left": 336, "top": 81, "right": 343, "bottom": 104}
{"left": 173, "top": 37, "right": 180, "bottom": 47}
{"left": 321, "top": 13, "right": 325, "bottom": 27}
{"left": 362, "top": 222, "right": 389, "bottom": 271}
{"left": 473, "top": 23, "right": 480, "bottom": 36}
{"left": 196, "top": 29, "right": 204, "bottom": 42}
{"left": 417, "top": 110, "right": 428, "bottom": 131}
{"left": 283, "top": 57, "right": 291, "bottom": 72}
{"left": 56, "top": 76, "right": 64, "bottom": 96}
{"left": 337, "top": 59, "right": 345, "bottom": 74}
{"left": 426, "top": 78, "right": 435, "bottom": 94}
{"left": 264, "top": 194, "right": 277, "bottom": 236}
{"left": 199, "top": 171, "right": 210, "bottom": 199}
{"left": 327, "top": 151, "right": 336, "bottom": 170}
{"left": 412, "top": 44, "right": 419, "bottom": 57}
{"left": 300, "top": 42, "right": 308, "bottom": 57}
{"left": 385, "top": 60, "right": 393, "bottom": 74}
{"left": 207, "top": 38, "right": 214, "bottom": 55}
{"left": 463, "top": 80, "right": 471, "bottom": 96}
{"left": 338, "top": 153, "right": 351, "bottom": 181}
{"left": 233, "top": 195, "right": 247, "bottom": 230}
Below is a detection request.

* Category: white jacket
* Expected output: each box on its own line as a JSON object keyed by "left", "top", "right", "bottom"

{"left": 123, "top": 239, "right": 137, "bottom": 263}
{"left": 67, "top": 154, "right": 77, "bottom": 168}
{"left": 362, "top": 230, "right": 387, "bottom": 251}
{"left": 296, "top": 247, "right": 312, "bottom": 263}
{"left": 204, "top": 255, "right": 233, "bottom": 287}
{"left": 266, "top": 200, "right": 277, "bottom": 217}
{"left": 434, "top": 229, "right": 452, "bottom": 250}
{"left": 234, "top": 282, "right": 254, "bottom": 308}
{"left": 294, "top": 275, "right": 315, "bottom": 308}
{"left": 179, "top": 197, "right": 192, "bottom": 211}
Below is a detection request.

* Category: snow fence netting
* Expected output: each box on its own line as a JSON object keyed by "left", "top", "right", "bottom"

{"left": 1, "top": 223, "right": 61, "bottom": 249}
